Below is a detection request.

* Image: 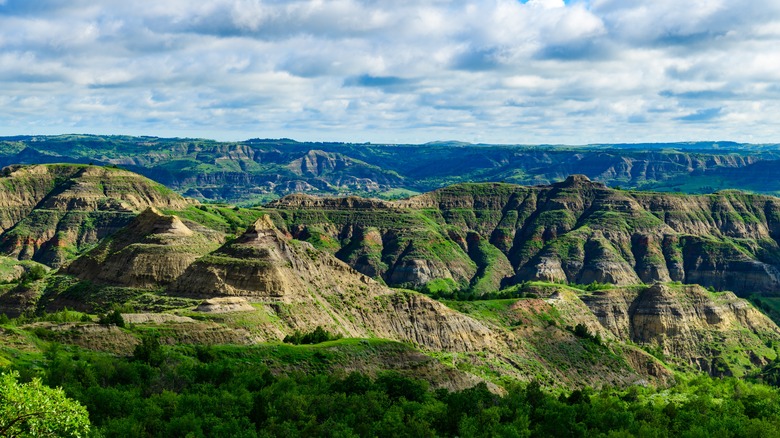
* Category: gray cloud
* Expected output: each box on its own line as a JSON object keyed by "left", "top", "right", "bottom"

{"left": 676, "top": 107, "right": 723, "bottom": 122}
{"left": 0, "top": 0, "right": 779, "bottom": 144}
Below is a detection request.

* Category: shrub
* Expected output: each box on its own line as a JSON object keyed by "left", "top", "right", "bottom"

{"left": 283, "top": 326, "right": 341, "bottom": 345}
{"left": 572, "top": 323, "right": 602, "bottom": 346}
{"left": 98, "top": 310, "right": 124, "bottom": 328}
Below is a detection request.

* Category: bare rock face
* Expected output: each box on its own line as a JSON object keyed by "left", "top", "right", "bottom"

{"left": 267, "top": 179, "right": 780, "bottom": 297}
{"left": 360, "top": 292, "right": 496, "bottom": 352}
{"left": 169, "top": 215, "right": 498, "bottom": 352}
{"left": 64, "top": 207, "right": 222, "bottom": 288}
{"left": 582, "top": 283, "right": 780, "bottom": 376}
{"left": 268, "top": 193, "right": 393, "bottom": 210}
{"left": 121, "top": 313, "right": 196, "bottom": 324}
{"left": 0, "top": 165, "right": 191, "bottom": 267}
{"left": 285, "top": 149, "right": 404, "bottom": 191}
{"left": 162, "top": 215, "right": 677, "bottom": 387}
{"left": 195, "top": 297, "right": 255, "bottom": 313}
{"left": 387, "top": 258, "right": 459, "bottom": 286}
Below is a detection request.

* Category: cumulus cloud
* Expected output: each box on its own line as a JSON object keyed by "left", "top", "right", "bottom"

{"left": 0, "top": 0, "right": 779, "bottom": 143}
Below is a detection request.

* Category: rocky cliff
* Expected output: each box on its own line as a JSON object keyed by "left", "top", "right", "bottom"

{"left": 169, "top": 215, "right": 495, "bottom": 351}
{"left": 582, "top": 283, "right": 780, "bottom": 376}
{"left": 166, "top": 214, "right": 675, "bottom": 387}
{"left": 3, "top": 135, "right": 775, "bottom": 204}
{"left": 0, "top": 164, "right": 190, "bottom": 267}
{"left": 1, "top": 170, "right": 777, "bottom": 386}
{"left": 267, "top": 176, "right": 780, "bottom": 296}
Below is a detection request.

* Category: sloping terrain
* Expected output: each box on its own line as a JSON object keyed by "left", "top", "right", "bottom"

{"left": 0, "top": 166, "right": 779, "bottom": 389}
{"left": 64, "top": 207, "right": 223, "bottom": 288}
{"left": 24, "top": 213, "right": 671, "bottom": 387}
{"left": 0, "top": 164, "right": 190, "bottom": 267}
{"left": 267, "top": 176, "right": 780, "bottom": 297}
{"left": 580, "top": 283, "right": 780, "bottom": 376}
{"left": 169, "top": 215, "right": 499, "bottom": 351}
{"left": 41, "top": 213, "right": 778, "bottom": 383}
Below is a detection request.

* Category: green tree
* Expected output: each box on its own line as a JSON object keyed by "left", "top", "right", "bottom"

{"left": 98, "top": 310, "right": 125, "bottom": 328}
{"left": 0, "top": 371, "right": 90, "bottom": 437}
{"left": 133, "top": 331, "right": 164, "bottom": 366}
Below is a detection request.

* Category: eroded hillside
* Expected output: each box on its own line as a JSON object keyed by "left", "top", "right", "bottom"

{"left": 267, "top": 176, "right": 780, "bottom": 297}
{"left": 0, "top": 164, "right": 190, "bottom": 267}
{"left": 1, "top": 166, "right": 779, "bottom": 389}
{"left": 2, "top": 135, "right": 778, "bottom": 203}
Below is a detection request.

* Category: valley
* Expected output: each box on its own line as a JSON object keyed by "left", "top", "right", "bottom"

{"left": 3, "top": 161, "right": 780, "bottom": 435}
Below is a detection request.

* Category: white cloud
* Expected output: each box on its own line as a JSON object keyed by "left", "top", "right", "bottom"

{"left": 0, "top": 0, "right": 780, "bottom": 143}
{"left": 527, "top": 0, "right": 565, "bottom": 9}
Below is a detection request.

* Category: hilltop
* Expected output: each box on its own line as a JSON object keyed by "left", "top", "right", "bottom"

{"left": 0, "top": 164, "right": 189, "bottom": 267}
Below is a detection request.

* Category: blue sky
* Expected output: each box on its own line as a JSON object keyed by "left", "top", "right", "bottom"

{"left": 1, "top": 0, "right": 780, "bottom": 144}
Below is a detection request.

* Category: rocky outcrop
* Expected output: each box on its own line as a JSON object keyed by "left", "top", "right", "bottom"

{"left": 582, "top": 283, "right": 780, "bottom": 376}
{"left": 165, "top": 214, "right": 677, "bottom": 386}
{"left": 169, "top": 215, "right": 498, "bottom": 352}
{"left": 195, "top": 297, "right": 255, "bottom": 313}
{"left": 268, "top": 193, "right": 393, "bottom": 210}
{"left": 64, "top": 208, "right": 223, "bottom": 288}
{"left": 0, "top": 165, "right": 191, "bottom": 267}
{"left": 4, "top": 135, "right": 774, "bottom": 204}
{"left": 121, "top": 313, "right": 197, "bottom": 324}
{"left": 267, "top": 177, "right": 780, "bottom": 296}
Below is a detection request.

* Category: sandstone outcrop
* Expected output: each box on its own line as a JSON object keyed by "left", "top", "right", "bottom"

{"left": 169, "top": 215, "right": 497, "bottom": 352}
{"left": 267, "top": 176, "right": 780, "bottom": 296}
{"left": 582, "top": 283, "right": 780, "bottom": 376}
{"left": 195, "top": 297, "right": 255, "bottom": 313}
{"left": 160, "top": 214, "right": 678, "bottom": 387}
{"left": 64, "top": 208, "right": 222, "bottom": 288}
{"left": 0, "top": 165, "right": 191, "bottom": 267}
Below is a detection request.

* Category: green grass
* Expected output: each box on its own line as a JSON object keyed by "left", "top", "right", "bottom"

{"left": 0, "top": 257, "right": 47, "bottom": 283}
{"left": 375, "top": 188, "right": 421, "bottom": 200}
{"left": 441, "top": 299, "right": 518, "bottom": 325}
{"left": 164, "top": 205, "right": 267, "bottom": 234}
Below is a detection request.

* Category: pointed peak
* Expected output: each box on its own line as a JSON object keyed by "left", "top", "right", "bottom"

{"left": 235, "top": 214, "right": 287, "bottom": 244}
{"left": 646, "top": 282, "right": 672, "bottom": 295}
{"left": 138, "top": 206, "right": 163, "bottom": 217}
{"left": 251, "top": 214, "right": 277, "bottom": 232}
{"left": 134, "top": 207, "right": 193, "bottom": 237}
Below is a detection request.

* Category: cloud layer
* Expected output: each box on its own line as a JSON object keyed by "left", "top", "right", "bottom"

{"left": 1, "top": 0, "right": 779, "bottom": 144}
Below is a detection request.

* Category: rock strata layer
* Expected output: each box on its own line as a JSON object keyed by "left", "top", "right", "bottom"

{"left": 267, "top": 177, "right": 780, "bottom": 296}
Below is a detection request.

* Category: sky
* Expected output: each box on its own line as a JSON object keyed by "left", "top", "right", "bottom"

{"left": 2, "top": 0, "right": 780, "bottom": 144}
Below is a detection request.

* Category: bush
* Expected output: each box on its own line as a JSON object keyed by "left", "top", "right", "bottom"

{"left": 283, "top": 326, "right": 341, "bottom": 345}
{"left": 572, "top": 323, "right": 602, "bottom": 345}
{"left": 574, "top": 323, "right": 590, "bottom": 338}
{"left": 98, "top": 310, "right": 124, "bottom": 328}
{"left": 18, "top": 264, "right": 48, "bottom": 286}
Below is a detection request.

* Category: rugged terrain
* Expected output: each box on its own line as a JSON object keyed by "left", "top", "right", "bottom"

{"left": 0, "top": 164, "right": 189, "bottom": 267}
{"left": 267, "top": 176, "right": 780, "bottom": 297}
{"left": 0, "top": 164, "right": 779, "bottom": 389}
{"left": 3, "top": 135, "right": 780, "bottom": 204}
{"left": 64, "top": 207, "right": 223, "bottom": 288}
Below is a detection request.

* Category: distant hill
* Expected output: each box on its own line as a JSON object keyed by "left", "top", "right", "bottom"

{"left": 3, "top": 135, "right": 780, "bottom": 204}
